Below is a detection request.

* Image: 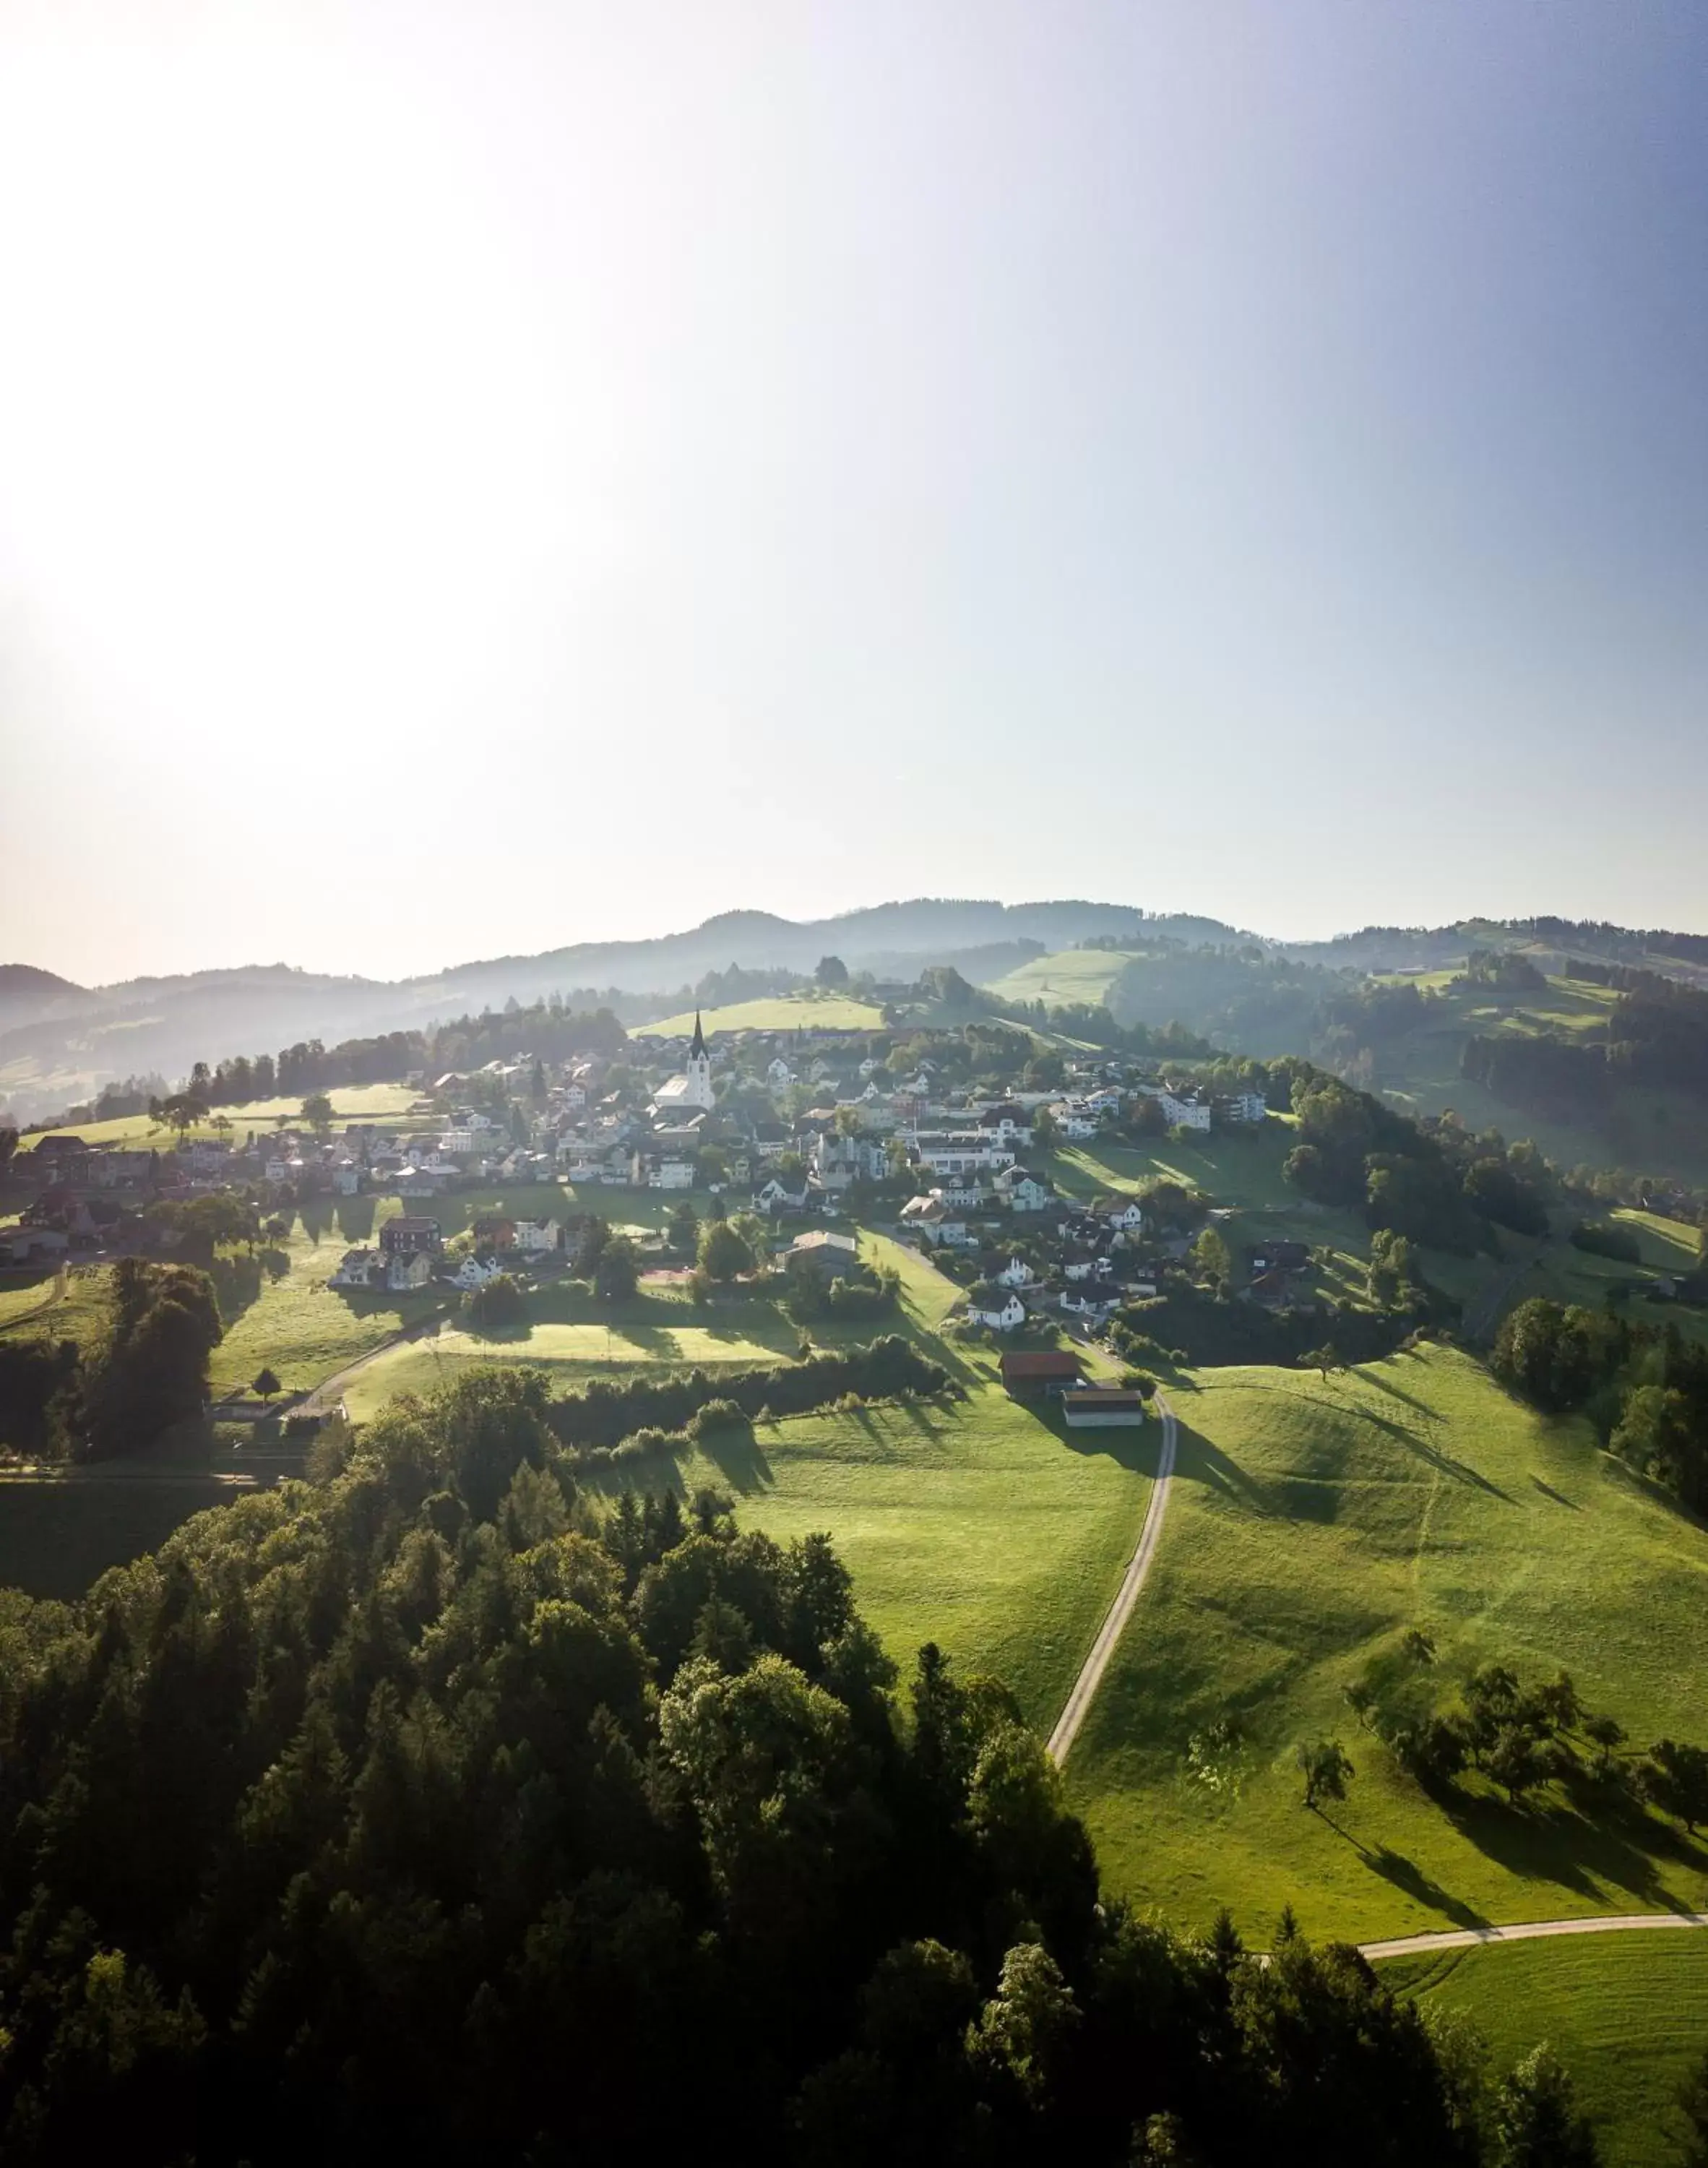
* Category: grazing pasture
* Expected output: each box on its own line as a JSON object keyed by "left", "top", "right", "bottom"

{"left": 1381, "top": 1931, "right": 1708, "bottom": 2168}
{"left": 1066, "top": 1348, "right": 1708, "bottom": 1943}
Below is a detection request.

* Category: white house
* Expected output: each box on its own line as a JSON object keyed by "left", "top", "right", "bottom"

{"left": 1059, "top": 1286, "right": 1119, "bottom": 1320}
{"left": 1220, "top": 1091, "right": 1269, "bottom": 1125}
{"left": 767, "top": 1057, "right": 794, "bottom": 1088}
{"left": 512, "top": 1216, "right": 563, "bottom": 1254}
{"left": 1095, "top": 1198, "right": 1144, "bottom": 1234}
{"left": 330, "top": 1246, "right": 432, "bottom": 1293}
{"left": 911, "top": 1131, "right": 1018, "bottom": 1177}
{"left": 449, "top": 1252, "right": 506, "bottom": 1291}
{"left": 754, "top": 1174, "right": 809, "bottom": 1213}
{"left": 995, "top": 1167, "right": 1053, "bottom": 1213}
{"left": 966, "top": 1288, "right": 1027, "bottom": 1331}
{"left": 333, "top": 1158, "right": 362, "bottom": 1195}
{"left": 1142, "top": 1085, "right": 1212, "bottom": 1132}
{"left": 1051, "top": 1104, "right": 1103, "bottom": 1142}
{"left": 995, "top": 1256, "right": 1037, "bottom": 1289}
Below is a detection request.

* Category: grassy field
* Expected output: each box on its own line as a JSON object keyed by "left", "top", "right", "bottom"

{"left": 24, "top": 1082, "right": 434, "bottom": 1153}
{"left": 664, "top": 1380, "right": 1160, "bottom": 1728}
{"left": 206, "top": 1214, "right": 444, "bottom": 1398}
{"left": 1371, "top": 973, "right": 1708, "bottom": 1187}
{"left": 0, "top": 1269, "right": 61, "bottom": 1330}
{"left": 633, "top": 994, "right": 886, "bottom": 1038}
{"left": 341, "top": 1226, "right": 962, "bottom": 1418}
{"left": 1066, "top": 1347, "right": 1708, "bottom": 1944}
{"left": 983, "top": 948, "right": 1135, "bottom": 1009}
{"left": 1381, "top": 1932, "right": 1708, "bottom": 2167}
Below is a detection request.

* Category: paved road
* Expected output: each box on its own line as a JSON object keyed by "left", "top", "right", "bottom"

{"left": 1361, "top": 1911, "right": 1708, "bottom": 1963}
{"left": 301, "top": 1304, "right": 454, "bottom": 1412}
{"left": 1047, "top": 1392, "right": 1178, "bottom": 1768}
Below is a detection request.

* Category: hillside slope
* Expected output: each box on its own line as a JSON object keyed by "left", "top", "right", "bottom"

{"left": 1067, "top": 1348, "right": 1708, "bottom": 1943}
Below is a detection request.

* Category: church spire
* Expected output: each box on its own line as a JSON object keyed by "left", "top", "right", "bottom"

{"left": 690, "top": 1009, "right": 707, "bottom": 1059}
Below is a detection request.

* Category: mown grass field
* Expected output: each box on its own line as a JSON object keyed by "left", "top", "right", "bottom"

{"left": 19, "top": 1082, "right": 437, "bottom": 1156}
{"left": 1066, "top": 1348, "right": 1708, "bottom": 1944}
{"left": 341, "top": 1227, "right": 962, "bottom": 1418}
{"left": 1381, "top": 1932, "right": 1708, "bottom": 2167}
{"left": 633, "top": 994, "right": 886, "bottom": 1038}
{"left": 667, "top": 1381, "right": 1160, "bottom": 1729}
{"left": 983, "top": 947, "right": 1135, "bottom": 1009}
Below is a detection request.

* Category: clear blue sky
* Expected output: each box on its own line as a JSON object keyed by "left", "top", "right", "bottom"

{"left": 1, "top": 1, "right": 1704, "bottom": 983}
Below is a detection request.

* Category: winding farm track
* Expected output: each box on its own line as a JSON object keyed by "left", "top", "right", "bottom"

{"left": 1360, "top": 1911, "right": 1708, "bottom": 1963}
{"left": 1046, "top": 1392, "right": 1177, "bottom": 1768}
{"left": 1040, "top": 1389, "right": 1708, "bottom": 1971}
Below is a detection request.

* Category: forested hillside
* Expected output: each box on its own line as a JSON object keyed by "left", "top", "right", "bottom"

{"left": 0, "top": 1367, "right": 1522, "bottom": 2167}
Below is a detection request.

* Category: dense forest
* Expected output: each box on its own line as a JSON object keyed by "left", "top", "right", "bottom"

{"left": 1462, "top": 974, "right": 1708, "bottom": 1119}
{"left": 0, "top": 1366, "right": 1581, "bottom": 2165}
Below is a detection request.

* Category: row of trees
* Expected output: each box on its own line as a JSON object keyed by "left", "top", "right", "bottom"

{"left": 1339, "top": 1635, "right": 1708, "bottom": 1831}
{"left": 0, "top": 1363, "right": 1629, "bottom": 2162}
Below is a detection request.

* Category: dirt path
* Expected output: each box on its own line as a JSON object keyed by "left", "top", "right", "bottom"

{"left": 1047, "top": 1393, "right": 1178, "bottom": 1768}
{"left": 0, "top": 1265, "right": 68, "bottom": 1335}
{"left": 1360, "top": 1911, "right": 1708, "bottom": 1963}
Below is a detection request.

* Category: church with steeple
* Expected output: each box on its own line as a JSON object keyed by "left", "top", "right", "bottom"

{"left": 650, "top": 1010, "right": 716, "bottom": 1114}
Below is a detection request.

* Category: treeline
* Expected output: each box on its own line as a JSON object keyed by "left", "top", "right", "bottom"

{"left": 1110, "top": 1281, "right": 1415, "bottom": 1372}
{"left": 0, "top": 1364, "right": 1600, "bottom": 2163}
{"left": 1463, "top": 973, "right": 1708, "bottom": 1119}
{"left": 0, "top": 1259, "right": 223, "bottom": 1460}
{"left": 171, "top": 1000, "right": 631, "bottom": 1109}
{"left": 1493, "top": 1297, "right": 1708, "bottom": 1513}
{"left": 1342, "top": 1638, "right": 1708, "bottom": 1829}
{"left": 1280, "top": 1065, "right": 1552, "bottom": 1253}
{"left": 544, "top": 1334, "right": 945, "bottom": 1455}
{"left": 1501, "top": 916, "right": 1708, "bottom": 970}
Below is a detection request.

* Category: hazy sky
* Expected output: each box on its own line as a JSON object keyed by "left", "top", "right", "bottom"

{"left": 2, "top": 1, "right": 1706, "bottom": 985}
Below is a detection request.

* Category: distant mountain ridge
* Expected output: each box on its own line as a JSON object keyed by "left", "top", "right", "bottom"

{"left": 4, "top": 900, "right": 1705, "bottom": 1125}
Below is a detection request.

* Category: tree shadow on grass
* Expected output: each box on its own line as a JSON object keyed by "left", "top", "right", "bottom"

{"left": 1423, "top": 1770, "right": 1708, "bottom": 1912}
{"left": 1529, "top": 1474, "right": 1579, "bottom": 1509}
{"left": 1316, "top": 1809, "right": 1490, "bottom": 1930}
{"left": 1350, "top": 1365, "right": 1439, "bottom": 1418}
{"left": 696, "top": 1423, "right": 775, "bottom": 1495}
{"left": 1340, "top": 1400, "right": 1514, "bottom": 1502}
{"left": 1173, "top": 1424, "right": 1275, "bottom": 1515}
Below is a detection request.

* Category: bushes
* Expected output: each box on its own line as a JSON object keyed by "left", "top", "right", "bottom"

{"left": 1568, "top": 1219, "right": 1643, "bottom": 1263}
{"left": 1108, "top": 1283, "right": 1411, "bottom": 1372}
{"left": 462, "top": 1273, "right": 527, "bottom": 1331}
{"left": 545, "top": 1335, "right": 948, "bottom": 1453}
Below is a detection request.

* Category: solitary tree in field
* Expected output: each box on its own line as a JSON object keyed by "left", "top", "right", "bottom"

{"left": 593, "top": 1236, "right": 639, "bottom": 1305}
{"left": 1296, "top": 1737, "right": 1354, "bottom": 1811}
{"left": 815, "top": 955, "right": 849, "bottom": 988}
{"left": 699, "top": 1220, "right": 754, "bottom": 1286}
{"left": 1301, "top": 1341, "right": 1342, "bottom": 1384}
{"left": 251, "top": 1367, "right": 281, "bottom": 1404}
{"left": 301, "top": 1093, "right": 335, "bottom": 1132}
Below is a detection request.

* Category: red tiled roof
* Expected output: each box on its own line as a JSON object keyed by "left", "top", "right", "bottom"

{"left": 1000, "top": 1351, "right": 1085, "bottom": 1382}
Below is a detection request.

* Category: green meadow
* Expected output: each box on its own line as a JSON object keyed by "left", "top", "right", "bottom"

{"left": 983, "top": 947, "right": 1136, "bottom": 1008}
{"left": 633, "top": 992, "right": 886, "bottom": 1037}
{"left": 1381, "top": 1932, "right": 1708, "bottom": 2168}
{"left": 1066, "top": 1348, "right": 1708, "bottom": 1943}
{"left": 667, "top": 1380, "right": 1160, "bottom": 1730}
{"left": 342, "top": 1227, "right": 962, "bottom": 1417}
